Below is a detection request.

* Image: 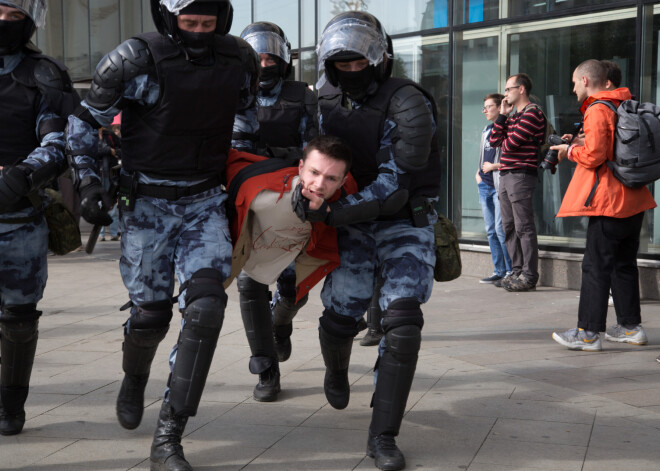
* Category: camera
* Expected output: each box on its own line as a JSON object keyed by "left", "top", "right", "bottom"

{"left": 540, "top": 134, "right": 568, "bottom": 173}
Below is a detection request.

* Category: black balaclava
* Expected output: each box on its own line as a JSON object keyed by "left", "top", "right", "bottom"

{"left": 177, "top": 3, "right": 218, "bottom": 59}
{"left": 335, "top": 65, "right": 376, "bottom": 101}
{"left": 259, "top": 55, "right": 283, "bottom": 92}
{"left": 0, "top": 17, "right": 31, "bottom": 55}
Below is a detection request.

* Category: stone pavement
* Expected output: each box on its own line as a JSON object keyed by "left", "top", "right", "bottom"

{"left": 2, "top": 235, "right": 660, "bottom": 471}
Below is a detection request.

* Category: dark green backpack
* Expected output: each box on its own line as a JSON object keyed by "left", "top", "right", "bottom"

{"left": 433, "top": 214, "right": 461, "bottom": 282}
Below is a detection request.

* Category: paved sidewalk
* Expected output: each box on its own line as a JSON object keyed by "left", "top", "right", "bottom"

{"left": 2, "top": 236, "right": 660, "bottom": 471}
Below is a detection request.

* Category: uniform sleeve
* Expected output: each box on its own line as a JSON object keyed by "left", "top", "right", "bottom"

{"left": 22, "top": 97, "right": 67, "bottom": 176}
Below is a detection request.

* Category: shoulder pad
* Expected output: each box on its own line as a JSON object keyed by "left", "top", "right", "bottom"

{"left": 85, "top": 38, "right": 153, "bottom": 111}
{"left": 389, "top": 85, "right": 435, "bottom": 171}
{"left": 33, "top": 56, "right": 81, "bottom": 118}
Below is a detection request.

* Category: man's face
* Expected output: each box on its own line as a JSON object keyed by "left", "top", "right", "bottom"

{"left": 298, "top": 149, "right": 348, "bottom": 201}
{"left": 504, "top": 77, "right": 522, "bottom": 106}
{"left": 0, "top": 5, "right": 26, "bottom": 21}
{"left": 177, "top": 14, "right": 217, "bottom": 33}
{"left": 483, "top": 99, "right": 499, "bottom": 121}
{"left": 572, "top": 70, "right": 588, "bottom": 103}
{"left": 259, "top": 53, "right": 277, "bottom": 68}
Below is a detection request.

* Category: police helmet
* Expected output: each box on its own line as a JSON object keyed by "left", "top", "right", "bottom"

{"left": 150, "top": 0, "right": 234, "bottom": 38}
{"left": 240, "top": 21, "right": 292, "bottom": 79}
{"left": 0, "top": 0, "right": 46, "bottom": 53}
{"left": 317, "top": 11, "right": 393, "bottom": 88}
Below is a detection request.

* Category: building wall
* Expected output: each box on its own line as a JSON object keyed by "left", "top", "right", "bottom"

{"left": 35, "top": 0, "right": 660, "bottom": 262}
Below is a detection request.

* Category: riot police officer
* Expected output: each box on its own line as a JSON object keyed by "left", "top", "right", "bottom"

{"left": 232, "top": 21, "right": 318, "bottom": 402}
{"left": 299, "top": 12, "right": 441, "bottom": 471}
{"left": 0, "top": 0, "right": 79, "bottom": 436}
{"left": 66, "top": 1, "right": 258, "bottom": 469}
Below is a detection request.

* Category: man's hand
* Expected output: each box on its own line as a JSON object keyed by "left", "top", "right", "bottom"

{"left": 0, "top": 166, "right": 31, "bottom": 208}
{"left": 550, "top": 144, "right": 570, "bottom": 163}
{"left": 482, "top": 162, "right": 499, "bottom": 174}
{"left": 475, "top": 171, "right": 482, "bottom": 184}
{"left": 291, "top": 183, "right": 328, "bottom": 223}
{"left": 500, "top": 99, "right": 514, "bottom": 115}
{"left": 80, "top": 182, "right": 113, "bottom": 226}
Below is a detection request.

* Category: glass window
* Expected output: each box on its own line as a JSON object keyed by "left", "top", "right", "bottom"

{"left": 392, "top": 35, "right": 450, "bottom": 214}
{"left": 141, "top": 0, "right": 156, "bottom": 32}
{"left": 301, "top": 0, "right": 316, "bottom": 47}
{"left": 90, "top": 0, "right": 120, "bottom": 68}
{"left": 509, "top": 0, "right": 623, "bottom": 18}
{"left": 453, "top": 33, "right": 500, "bottom": 237}
{"left": 455, "top": 0, "right": 499, "bottom": 25}
{"left": 507, "top": 11, "right": 636, "bottom": 248}
{"left": 229, "top": 1, "right": 252, "bottom": 36}
{"left": 63, "top": 1, "right": 91, "bottom": 80}
{"left": 120, "top": 0, "right": 144, "bottom": 40}
{"left": 36, "top": 0, "right": 64, "bottom": 63}
{"left": 254, "top": 0, "right": 299, "bottom": 48}
{"left": 318, "top": 0, "right": 448, "bottom": 37}
{"left": 300, "top": 49, "right": 318, "bottom": 89}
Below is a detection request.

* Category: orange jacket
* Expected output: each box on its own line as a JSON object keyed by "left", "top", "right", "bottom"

{"left": 224, "top": 149, "right": 358, "bottom": 302}
{"left": 557, "top": 88, "right": 657, "bottom": 218}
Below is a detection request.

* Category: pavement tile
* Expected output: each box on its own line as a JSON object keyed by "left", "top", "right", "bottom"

{"left": 473, "top": 438, "right": 586, "bottom": 470}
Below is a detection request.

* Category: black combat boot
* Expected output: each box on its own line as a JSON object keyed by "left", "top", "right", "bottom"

{"left": 319, "top": 326, "right": 353, "bottom": 410}
{"left": 0, "top": 308, "right": 39, "bottom": 436}
{"left": 117, "top": 325, "right": 168, "bottom": 430}
{"left": 367, "top": 321, "right": 421, "bottom": 471}
{"left": 0, "top": 387, "right": 29, "bottom": 436}
{"left": 360, "top": 297, "right": 383, "bottom": 347}
{"left": 271, "top": 293, "right": 308, "bottom": 362}
{"left": 150, "top": 401, "right": 192, "bottom": 471}
{"left": 253, "top": 361, "right": 281, "bottom": 402}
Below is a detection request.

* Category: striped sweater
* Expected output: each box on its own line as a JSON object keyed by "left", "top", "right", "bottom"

{"left": 489, "top": 103, "right": 546, "bottom": 172}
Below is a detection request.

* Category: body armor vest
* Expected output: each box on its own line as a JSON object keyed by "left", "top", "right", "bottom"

{"left": 0, "top": 55, "right": 46, "bottom": 165}
{"left": 257, "top": 81, "right": 308, "bottom": 148}
{"left": 121, "top": 32, "right": 245, "bottom": 180}
{"left": 319, "top": 77, "right": 441, "bottom": 198}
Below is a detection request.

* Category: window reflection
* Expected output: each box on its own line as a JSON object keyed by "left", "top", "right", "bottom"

{"left": 254, "top": 0, "right": 299, "bottom": 48}
{"left": 90, "top": 0, "right": 120, "bottom": 68}
{"left": 63, "top": 0, "right": 90, "bottom": 80}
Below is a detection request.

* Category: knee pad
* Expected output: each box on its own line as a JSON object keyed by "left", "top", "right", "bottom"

{"left": 0, "top": 304, "right": 41, "bottom": 343}
{"left": 319, "top": 308, "right": 361, "bottom": 339}
{"left": 272, "top": 293, "right": 308, "bottom": 326}
{"left": 383, "top": 325, "right": 421, "bottom": 363}
{"left": 129, "top": 300, "right": 173, "bottom": 330}
{"left": 381, "top": 297, "right": 424, "bottom": 333}
{"left": 169, "top": 270, "right": 227, "bottom": 417}
{"left": 237, "top": 273, "right": 276, "bottom": 362}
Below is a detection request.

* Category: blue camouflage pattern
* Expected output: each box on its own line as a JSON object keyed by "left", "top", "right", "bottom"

{"left": 0, "top": 214, "right": 48, "bottom": 307}
{"left": 120, "top": 186, "right": 232, "bottom": 316}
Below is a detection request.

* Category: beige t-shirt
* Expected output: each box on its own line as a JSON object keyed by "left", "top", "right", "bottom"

{"left": 242, "top": 176, "right": 312, "bottom": 284}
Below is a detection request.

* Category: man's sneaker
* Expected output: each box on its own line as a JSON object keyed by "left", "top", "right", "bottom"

{"left": 605, "top": 324, "right": 648, "bottom": 345}
{"left": 480, "top": 273, "right": 503, "bottom": 284}
{"left": 494, "top": 272, "right": 516, "bottom": 288}
{"left": 504, "top": 275, "right": 536, "bottom": 292}
{"left": 552, "top": 327, "right": 602, "bottom": 352}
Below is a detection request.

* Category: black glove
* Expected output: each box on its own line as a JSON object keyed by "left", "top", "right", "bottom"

{"left": 80, "top": 182, "right": 113, "bottom": 226}
{"left": 0, "top": 166, "right": 31, "bottom": 208}
{"left": 291, "top": 182, "right": 328, "bottom": 223}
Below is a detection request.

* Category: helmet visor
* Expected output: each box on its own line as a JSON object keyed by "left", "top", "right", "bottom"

{"left": 0, "top": 0, "right": 47, "bottom": 27}
{"left": 317, "top": 17, "right": 389, "bottom": 72}
{"left": 160, "top": 0, "right": 228, "bottom": 15}
{"left": 242, "top": 30, "right": 290, "bottom": 63}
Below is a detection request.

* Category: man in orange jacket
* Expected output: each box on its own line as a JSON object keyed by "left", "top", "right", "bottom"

{"left": 550, "top": 59, "right": 657, "bottom": 352}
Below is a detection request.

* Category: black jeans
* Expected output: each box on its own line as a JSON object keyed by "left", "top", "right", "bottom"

{"left": 578, "top": 212, "right": 645, "bottom": 332}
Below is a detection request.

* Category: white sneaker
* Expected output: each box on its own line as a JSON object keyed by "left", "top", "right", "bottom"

{"left": 604, "top": 324, "right": 648, "bottom": 345}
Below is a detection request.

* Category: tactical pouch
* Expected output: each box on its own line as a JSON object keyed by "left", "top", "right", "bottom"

{"left": 42, "top": 189, "right": 82, "bottom": 255}
{"left": 117, "top": 172, "right": 137, "bottom": 212}
{"left": 433, "top": 214, "right": 461, "bottom": 282}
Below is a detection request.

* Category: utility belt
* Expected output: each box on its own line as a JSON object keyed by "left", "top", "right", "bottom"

{"left": 378, "top": 195, "right": 436, "bottom": 227}
{"left": 499, "top": 168, "right": 538, "bottom": 176}
{"left": 117, "top": 172, "right": 223, "bottom": 211}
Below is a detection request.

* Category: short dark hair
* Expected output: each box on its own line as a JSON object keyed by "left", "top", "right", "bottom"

{"left": 575, "top": 59, "right": 607, "bottom": 87}
{"left": 509, "top": 73, "right": 533, "bottom": 95}
{"left": 484, "top": 93, "right": 505, "bottom": 107}
{"left": 302, "top": 135, "right": 352, "bottom": 175}
{"left": 601, "top": 60, "right": 622, "bottom": 88}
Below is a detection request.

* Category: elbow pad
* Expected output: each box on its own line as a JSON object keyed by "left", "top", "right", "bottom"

{"left": 389, "top": 86, "right": 435, "bottom": 172}
{"left": 327, "top": 196, "right": 381, "bottom": 227}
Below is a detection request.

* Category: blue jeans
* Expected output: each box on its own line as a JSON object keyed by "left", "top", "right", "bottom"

{"left": 478, "top": 181, "right": 511, "bottom": 277}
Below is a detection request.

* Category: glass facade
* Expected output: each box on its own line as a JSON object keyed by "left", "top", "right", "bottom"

{"left": 34, "top": 0, "right": 660, "bottom": 259}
